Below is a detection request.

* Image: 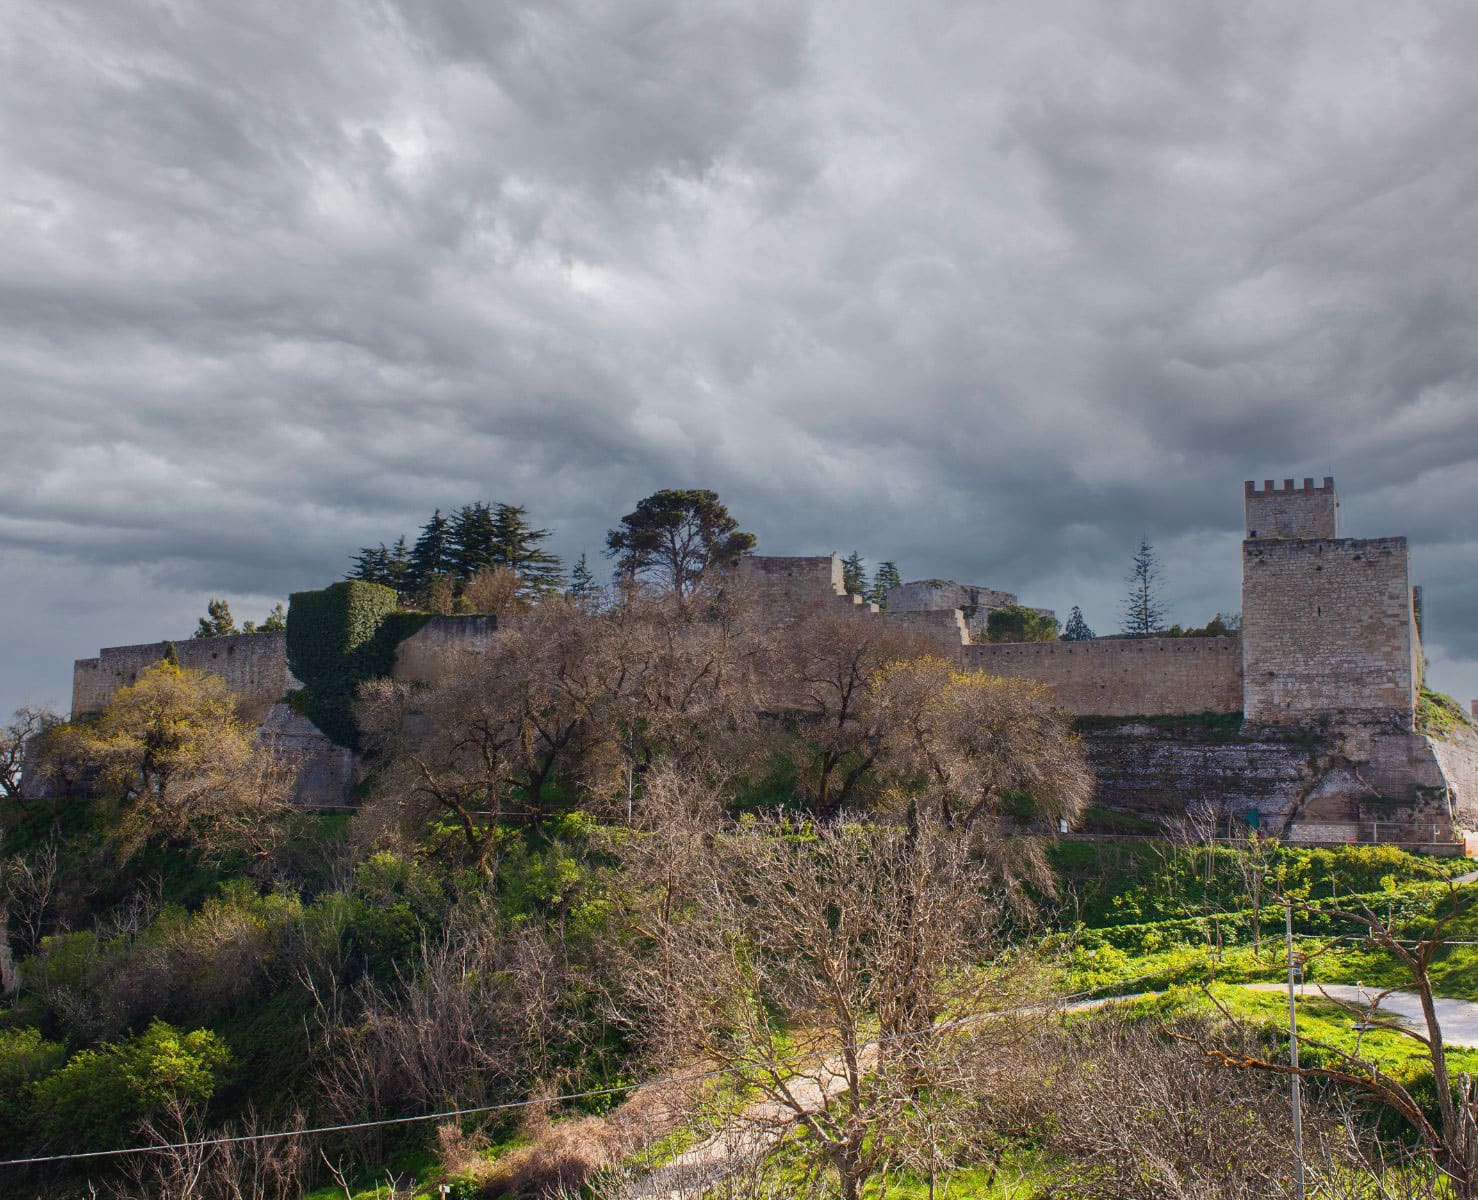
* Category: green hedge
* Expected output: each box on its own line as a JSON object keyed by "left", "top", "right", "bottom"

{"left": 285, "top": 582, "right": 428, "bottom": 747}
{"left": 1064, "top": 879, "right": 1454, "bottom": 956}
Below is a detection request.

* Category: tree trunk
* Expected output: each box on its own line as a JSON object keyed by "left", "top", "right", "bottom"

{"left": 0, "top": 902, "right": 18, "bottom": 996}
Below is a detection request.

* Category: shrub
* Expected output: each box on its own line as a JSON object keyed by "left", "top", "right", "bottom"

{"left": 30, "top": 1020, "right": 232, "bottom": 1151}
{"left": 986, "top": 604, "right": 1059, "bottom": 642}
{"left": 0, "top": 1028, "right": 65, "bottom": 1142}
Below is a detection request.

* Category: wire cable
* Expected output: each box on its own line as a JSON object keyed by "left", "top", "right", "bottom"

{"left": 0, "top": 957, "right": 1217, "bottom": 1170}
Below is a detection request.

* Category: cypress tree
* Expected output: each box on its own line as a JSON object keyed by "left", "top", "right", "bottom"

{"left": 387, "top": 536, "right": 412, "bottom": 596}
{"left": 1121, "top": 538, "right": 1168, "bottom": 637}
{"left": 841, "top": 551, "right": 867, "bottom": 597}
{"left": 567, "top": 553, "right": 598, "bottom": 602}
{"left": 349, "top": 544, "right": 384, "bottom": 585}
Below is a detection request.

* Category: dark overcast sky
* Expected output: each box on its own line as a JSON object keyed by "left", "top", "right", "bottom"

{"left": 3, "top": 0, "right": 1477, "bottom": 717}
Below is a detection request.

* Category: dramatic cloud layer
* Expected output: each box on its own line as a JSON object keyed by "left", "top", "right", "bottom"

{"left": 3, "top": 0, "right": 1477, "bottom": 713}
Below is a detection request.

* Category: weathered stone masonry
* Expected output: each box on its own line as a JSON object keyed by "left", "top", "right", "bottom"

{"left": 1242, "top": 535, "right": 1416, "bottom": 728}
{"left": 72, "top": 632, "right": 297, "bottom": 723}
{"left": 963, "top": 637, "right": 1242, "bottom": 718}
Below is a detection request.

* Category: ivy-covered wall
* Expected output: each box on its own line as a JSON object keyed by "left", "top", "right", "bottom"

{"left": 286, "top": 582, "right": 428, "bottom": 747}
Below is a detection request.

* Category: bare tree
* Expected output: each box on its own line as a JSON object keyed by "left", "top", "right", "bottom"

{"left": 461, "top": 565, "right": 523, "bottom": 615}
{"left": 359, "top": 601, "right": 613, "bottom": 871}
{"left": 0, "top": 704, "right": 61, "bottom": 805}
{"left": 870, "top": 657, "right": 1092, "bottom": 886}
{"left": 108, "top": 1097, "right": 311, "bottom": 1200}
{"left": 615, "top": 806, "right": 1047, "bottom": 1200}
{"left": 310, "top": 899, "right": 584, "bottom": 1148}
{"left": 0, "top": 839, "right": 59, "bottom": 994}
{"left": 1051, "top": 1015, "right": 1340, "bottom": 1199}
{"left": 769, "top": 609, "right": 926, "bottom": 816}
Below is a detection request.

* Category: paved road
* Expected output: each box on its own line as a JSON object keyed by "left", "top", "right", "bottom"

{"left": 1243, "top": 982, "right": 1478, "bottom": 1047}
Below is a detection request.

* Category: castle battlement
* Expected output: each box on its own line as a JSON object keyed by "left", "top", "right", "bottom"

{"left": 1244, "top": 474, "right": 1339, "bottom": 540}
{"left": 1244, "top": 476, "right": 1336, "bottom": 498}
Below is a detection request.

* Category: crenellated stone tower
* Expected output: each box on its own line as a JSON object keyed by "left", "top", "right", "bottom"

{"left": 1241, "top": 477, "right": 1419, "bottom": 730}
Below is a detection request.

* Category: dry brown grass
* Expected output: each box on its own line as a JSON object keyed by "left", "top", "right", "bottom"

{"left": 448, "top": 1076, "right": 692, "bottom": 1199}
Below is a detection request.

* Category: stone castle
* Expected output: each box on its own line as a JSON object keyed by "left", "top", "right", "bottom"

{"left": 53, "top": 477, "right": 1478, "bottom": 848}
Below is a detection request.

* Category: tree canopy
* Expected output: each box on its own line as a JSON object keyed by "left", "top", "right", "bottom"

{"left": 605, "top": 488, "right": 755, "bottom": 598}
{"left": 985, "top": 604, "right": 1060, "bottom": 643}
{"left": 350, "top": 501, "right": 563, "bottom": 604}
{"left": 41, "top": 659, "right": 294, "bottom": 863}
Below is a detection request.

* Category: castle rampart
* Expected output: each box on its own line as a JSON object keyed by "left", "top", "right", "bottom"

{"left": 1241, "top": 535, "right": 1416, "bottom": 728}
{"left": 962, "top": 636, "right": 1242, "bottom": 717}
{"left": 391, "top": 615, "right": 500, "bottom": 684}
{"left": 886, "top": 580, "right": 1016, "bottom": 613}
{"left": 735, "top": 555, "right": 879, "bottom": 619}
{"left": 71, "top": 631, "right": 297, "bottom": 722}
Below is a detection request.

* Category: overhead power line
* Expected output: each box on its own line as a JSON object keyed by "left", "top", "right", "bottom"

{"left": 0, "top": 958, "right": 1217, "bottom": 1171}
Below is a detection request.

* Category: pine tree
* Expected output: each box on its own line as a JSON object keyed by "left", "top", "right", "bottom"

{"left": 1121, "top": 538, "right": 1168, "bottom": 637}
{"left": 349, "top": 543, "right": 394, "bottom": 587}
{"left": 194, "top": 599, "right": 238, "bottom": 639}
{"left": 387, "top": 536, "right": 412, "bottom": 596}
{"left": 1062, "top": 606, "right": 1094, "bottom": 641}
{"left": 408, "top": 509, "right": 452, "bottom": 592}
{"left": 567, "top": 553, "right": 598, "bottom": 602}
{"left": 869, "top": 562, "right": 902, "bottom": 608}
{"left": 449, "top": 502, "right": 498, "bottom": 580}
{"left": 605, "top": 489, "right": 755, "bottom": 598}
{"left": 841, "top": 552, "right": 867, "bottom": 597}
{"left": 491, "top": 503, "right": 562, "bottom": 596}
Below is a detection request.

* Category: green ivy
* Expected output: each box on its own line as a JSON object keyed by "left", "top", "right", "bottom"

{"left": 285, "top": 582, "right": 429, "bottom": 747}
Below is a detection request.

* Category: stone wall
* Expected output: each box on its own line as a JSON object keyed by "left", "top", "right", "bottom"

{"left": 735, "top": 556, "right": 877, "bottom": 620}
{"left": 1241, "top": 536, "right": 1415, "bottom": 728}
{"left": 884, "top": 579, "right": 1054, "bottom": 642}
{"left": 1083, "top": 719, "right": 1315, "bottom": 825}
{"left": 72, "top": 632, "right": 297, "bottom": 722}
{"left": 391, "top": 615, "right": 499, "bottom": 685}
{"left": 259, "top": 704, "right": 356, "bottom": 808}
{"left": 879, "top": 608, "right": 971, "bottom": 657}
{"left": 962, "top": 637, "right": 1242, "bottom": 717}
{"left": 1244, "top": 477, "right": 1339, "bottom": 539}
{"left": 885, "top": 580, "right": 1017, "bottom": 614}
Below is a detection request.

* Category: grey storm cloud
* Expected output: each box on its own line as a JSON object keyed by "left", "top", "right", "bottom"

{"left": 3, "top": 0, "right": 1478, "bottom": 714}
